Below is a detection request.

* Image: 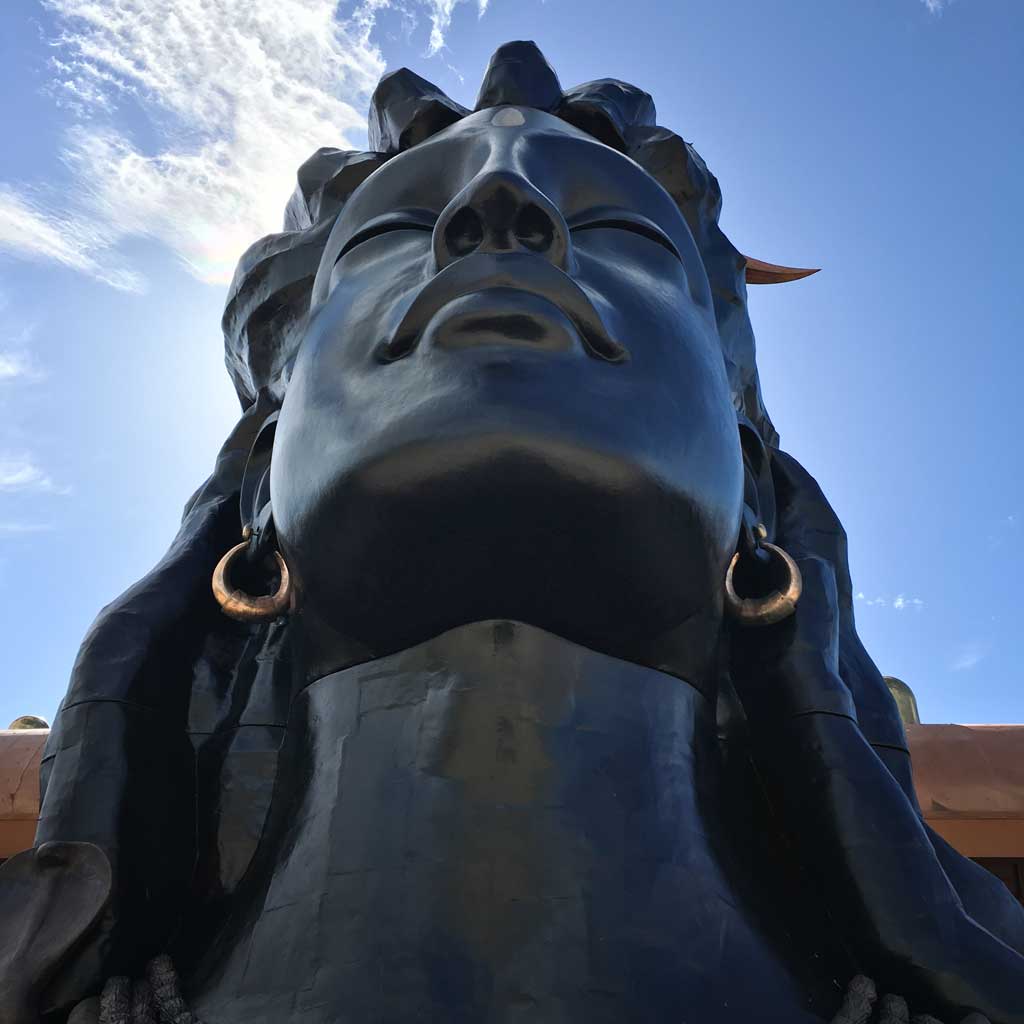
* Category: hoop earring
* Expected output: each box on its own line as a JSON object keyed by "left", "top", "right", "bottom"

{"left": 724, "top": 533, "right": 802, "bottom": 627}
{"left": 212, "top": 534, "right": 293, "bottom": 622}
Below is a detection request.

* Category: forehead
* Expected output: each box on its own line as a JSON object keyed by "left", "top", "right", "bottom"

{"left": 342, "top": 107, "right": 677, "bottom": 222}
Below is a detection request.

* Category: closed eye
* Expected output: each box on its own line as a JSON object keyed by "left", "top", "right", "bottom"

{"left": 336, "top": 210, "right": 436, "bottom": 262}
{"left": 570, "top": 214, "right": 681, "bottom": 263}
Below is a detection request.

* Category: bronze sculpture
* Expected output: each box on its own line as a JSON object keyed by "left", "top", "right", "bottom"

{"left": 2, "top": 41, "right": 1022, "bottom": 1024}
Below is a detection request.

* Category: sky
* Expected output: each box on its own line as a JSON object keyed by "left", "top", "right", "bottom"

{"left": 0, "top": 0, "right": 1022, "bottom": 728}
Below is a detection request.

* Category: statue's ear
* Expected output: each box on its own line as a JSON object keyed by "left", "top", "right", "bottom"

{"left": 239, "top": 411, "right": 279, "bottom": 550}
{"left": 738, "top": 418, "right": 777, "bottom": 541}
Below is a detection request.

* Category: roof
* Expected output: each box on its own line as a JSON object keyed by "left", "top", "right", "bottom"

{"left": 906, "top": 723, "right": 1024, "bottom": 858}
{"left": 0, "top": 728, "right": 47, "bottom": 859}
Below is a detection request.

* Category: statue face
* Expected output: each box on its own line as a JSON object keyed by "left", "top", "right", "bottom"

{"left": 273, "top": 107, "right": 743, "bottom": 669}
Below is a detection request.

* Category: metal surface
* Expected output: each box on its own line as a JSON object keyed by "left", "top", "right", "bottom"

{"left": 7, "top": 717, "right": 49, "bottom": 731}
{"left": 744, "top": 256, "right": 821, "bottom": 285}
{"left": 884, "top": 676, "right": 922, "bottom": 725}
{"left": 724, "top": 541, "right": 803, "bottom": 626}
{"left": 211, "top": 543, "right": 292, "bottom": 622}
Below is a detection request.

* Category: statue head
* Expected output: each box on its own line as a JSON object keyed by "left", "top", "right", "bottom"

{"left": 271, "top": 102, "right": 743, "bottom": 671}
{"left": 220, "top": 41, "right": 817, "bottom": 682}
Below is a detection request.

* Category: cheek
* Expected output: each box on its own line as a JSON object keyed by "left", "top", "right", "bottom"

{"left": 574, "top": 242, "right": 721, "bottom": 382}
{"left": 271, "top": 244, "right": 437, "bottom": 544}
{"left": 306, "top": 242, "right": 434, "bottom": 371}
{"left": 572, "top": 230, "right": 712, "bottom": 311}
{"left": 575, "top": 238, "right": 711, "bottom": 340}
{"left": 574, "top": 238, "right": 742, "bottom": 540}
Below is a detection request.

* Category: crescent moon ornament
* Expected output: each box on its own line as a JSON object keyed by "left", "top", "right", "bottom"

{"left": 743, "top": 257, "right": 820, "bottom": 285}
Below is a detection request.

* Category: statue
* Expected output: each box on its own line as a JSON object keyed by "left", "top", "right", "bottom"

{"left": 2, "top": 41, "right": 1022, "bottom": 1024}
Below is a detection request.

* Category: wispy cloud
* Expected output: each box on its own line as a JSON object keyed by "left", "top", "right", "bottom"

{"left": 0, "top": 522, "right": 55, "bottom": 536}
{"left": 950, "top": 640, "right": 989, "bottom": 672}
{"left": 0, "top": 352, "right": 34, "bottom": 382}
{"left": 0, "top": 187, "right": 142, "bottom": 291}
{"left": 986, "top": 513, "right": 1018, "bottom": 550}
{"left": 855, "top": 591, "right": 925, "bottom": 611}
{"left": 0, "top": 300, "right": 62, "bottom": 521}
{"left": 921, "top": 0, "right": 955, "bottom": 13}
{"left": 424, "top": 0, "right": 479, "bottom": 55}
{"left": 0, "top": 0, "right": 490, "bottom": 289}
{"left": 0, "top": 456, "right": 68, "bottom": 495}
{"left": 0, "top": 321, "right": 42, "bottom": 383}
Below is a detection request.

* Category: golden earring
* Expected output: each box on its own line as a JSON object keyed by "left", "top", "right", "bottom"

{"left": 724, "top": 526, "right": 802, "bottom": 627}
{"left": 212, "top": 529, "right": 293, "bottom": 622}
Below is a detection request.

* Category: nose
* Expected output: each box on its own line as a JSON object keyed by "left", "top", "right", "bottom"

{"left": 433, "top": 170, "right": 572, "bottom": 272}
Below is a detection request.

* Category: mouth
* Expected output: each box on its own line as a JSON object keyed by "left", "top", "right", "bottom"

{"left": 421, "top": 289, "right": 586, "bottom": 355}
{"left": 375, "top": 252, "right": 627, "bottom": 364}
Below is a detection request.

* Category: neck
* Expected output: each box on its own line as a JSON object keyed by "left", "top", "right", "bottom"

{"left": 188, "top": 620, "right": 827, "bottom": 1023}
{"left": 291, "top": 600, "right": 724, "bottom": 700}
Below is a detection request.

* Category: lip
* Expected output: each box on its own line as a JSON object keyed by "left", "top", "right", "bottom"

{"left": 421, "top": 289, "right": 583, "bottom": 353}
{"left": 375, "top": 252, "right": 627, "bottom": 364}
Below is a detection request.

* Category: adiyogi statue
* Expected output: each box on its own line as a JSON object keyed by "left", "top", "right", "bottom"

{"left": 2, "top": 41, "right": 1022, "bottom": 1024}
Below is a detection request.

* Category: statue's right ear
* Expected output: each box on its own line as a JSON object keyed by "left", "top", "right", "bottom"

{"left": 239, "top": 410, "right": 279, "bottom": 554}
{"left": 738, "top": 417, "right": 777, "bottom": 542}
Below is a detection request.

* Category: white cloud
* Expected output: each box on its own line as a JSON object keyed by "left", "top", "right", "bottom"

{"left": 0, "top": 456, "right": 68, "bottom": 495}
{"left": 0, "top": 322, "right": 42, "bottom": 382}
{"left": 922, "top": 0, "right": 954, "bottom": 12}
{"left": 424, "top": 0, "right": 489, "bottom": 55}
{"left": 855, "top": 591, "right": 924, "bottom": 611}
{"left": 0, "top": 187, "right": 143, "bottom": 291}
{"left": 950, "top": 641, "right": 989, "bottom": 672}
{"left": 0, "top": 522, "right": 55, "bottom": 536}
{"left": 0, "top": 317, "right": 43, "bottom": 394}
{"left": 0, "top": 0, "right": 489, "bottom": 289}
{"left": 0, "top": 352, "right": 33, "bottom": 381}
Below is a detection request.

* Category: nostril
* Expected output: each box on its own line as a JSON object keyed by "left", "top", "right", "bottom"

{"left": 515, "top": 203, "right": 555, "bottom": 254}
{"left": 444, "top": 207, "right": 484, "bottom": 258}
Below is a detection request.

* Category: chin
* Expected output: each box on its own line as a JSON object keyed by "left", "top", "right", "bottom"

{"left": 275, "top": 428, "right": 740, "bottom": 668}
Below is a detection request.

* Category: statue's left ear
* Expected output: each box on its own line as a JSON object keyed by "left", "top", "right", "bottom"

{"left": 211, "top": 409, "right": 293, "bottom": 623}
{"left": 738, "top": 417, "right": 777, "bottom": 542}
{"left": 239, "top": 410, "right": 279, "bottom": 555}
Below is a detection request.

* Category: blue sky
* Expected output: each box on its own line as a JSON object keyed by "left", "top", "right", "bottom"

{"left": 1, "top": 0, "right": 1021, "bottom": 727}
